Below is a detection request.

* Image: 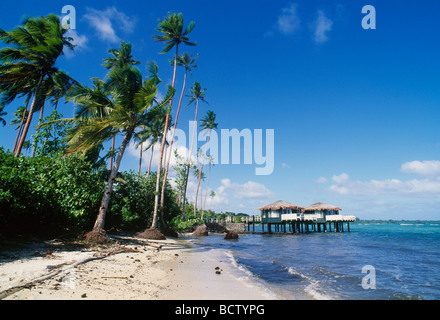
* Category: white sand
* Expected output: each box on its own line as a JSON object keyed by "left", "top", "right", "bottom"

{"left": 0, "top": 236, "right": 271, "bottom": 300}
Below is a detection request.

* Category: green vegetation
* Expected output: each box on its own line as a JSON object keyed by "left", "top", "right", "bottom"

{"left": 0, "top": 12, "right": 226, "bottom": 241}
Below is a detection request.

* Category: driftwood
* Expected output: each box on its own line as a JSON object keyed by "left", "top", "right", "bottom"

{"left": 109, "top": 234, "right": 164, "bottom": 250}
{"left": 0, "top": 246, "right": 139, "bottom": 300}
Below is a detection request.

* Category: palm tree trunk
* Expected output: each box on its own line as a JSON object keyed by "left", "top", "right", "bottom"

{"left": 93, "top": 130, "right": 133, "bottom": 231}
{"left": 147, "top": 144, "right": 154, "bottom": 179}
{"left": 194, "top": 133, "right": 211, "bottom": 216}
{"left": 194, "top": 168, "right": 202, "bottom": 217}
{"left": 202, "top": 162, "right": 212, "bottom": 218}
{"left": 15, "top": 74, "right": 44, "bottom": 158}
{"left": 151, "top": 113, "right": 169, "bottom": 229}
{"left": 152, "top": 45, "right": 179, "bottom": 229}
{"left": 109, "top": 135, "right": 116, "bottom": 170}
{"left": 159, "top": 69, "right": 188, "bottom": 224}
{"left": 138, "top": 142, "right": 143, "bottom": 175}
{"left": 181, "top": 98, "right": 199, "bottom": 219}
{"left": 31, "top": 100, "right": 46, "bottom": 157}
{"left": 13, "top": 94, "right": 31, "bottom": 153}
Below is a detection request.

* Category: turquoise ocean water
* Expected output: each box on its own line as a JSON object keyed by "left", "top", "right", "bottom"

{"left": 190, "top": 222, "right": 440, "bottom": 300}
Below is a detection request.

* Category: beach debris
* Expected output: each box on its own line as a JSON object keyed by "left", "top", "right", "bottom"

{"left": 224, "top": 231, "right": 239, "bottom": 240}
{"left": 0, "top": 246, "right": 141, "bottom": 300}
{"left": 81, "top": 293, "right": 87, "bottom": 298}
{"left": 192, "top": 224, "right": 209, "bottom": 236}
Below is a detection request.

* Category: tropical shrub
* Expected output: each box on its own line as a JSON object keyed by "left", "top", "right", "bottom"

{"left": 0, "top": 148, "right": 105, "bottom": 238}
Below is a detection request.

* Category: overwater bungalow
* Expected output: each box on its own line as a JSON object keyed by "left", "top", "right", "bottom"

{"left": 303, "top": 202, "right": 341, "bottom": 221}
{"left": 258, "top": 200, "right": 304, "bottom": 224}
{"left": 254, "top": 200, "right": 356, "bottom": 234}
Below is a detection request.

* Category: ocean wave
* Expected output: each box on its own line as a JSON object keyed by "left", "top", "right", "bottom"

{"left": 225, "top": 250, "right": 281, "bottom": 300}
{"left": 286, "top": 266, "right": 336, "bottom": 300}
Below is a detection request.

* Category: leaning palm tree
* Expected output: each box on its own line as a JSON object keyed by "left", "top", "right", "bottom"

{"left": 151, "top": 12, "right": 196, "bottom": 230}
{"left": 0, "top": 14, "right": 75, "bottom": 157}
{"left": 67, "top": 65, "right": 174, "bottom": 242}
{"left": 195, "top": 110, "right": 218, "bottom": 216}
{"left": 103, "top": 41, "right": 140, "bottom": 170}
{"left": 30, "top": 71, "right": 78, "bottom": 157}
{"left": 159, "top": 52, "right": 199, "bottom": 224}
{"left": 181, "top": 82, "right": 209, "bottom": 219}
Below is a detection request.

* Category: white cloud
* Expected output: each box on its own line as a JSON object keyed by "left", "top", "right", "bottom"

{"left": 83, "top": 7, "right": 136, "bottom": 43}
{"left": 316, "top": 176, "right": 328, "bottom": 184}
{"left": 313, "top": 10, "right": 333, "bottom": 43}
{"left": 332, "top": 173, "right": 349, "bottom": 184}
{"left": 64, "top": 29, "right": 88, "bottom": 58}
{"left": 401, "top": 160, "right": 440, "bottom": 177}
{"left": 276, "top": 3, "right": 301, "bottom": 35}
{"left": 328, "top": 167, "right": 440, "bottom": 196}
{"left": 217, "top": 179, "right": 276, "bottom": 200}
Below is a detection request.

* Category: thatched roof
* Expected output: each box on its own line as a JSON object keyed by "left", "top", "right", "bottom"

{"left": 258, "top": 200, "right": 304, "bottom": 211}
{"left": 304, "top": 202, "right": 341, "bottom": 212}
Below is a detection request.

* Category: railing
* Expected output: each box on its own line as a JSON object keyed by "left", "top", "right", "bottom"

{"left": 238, "top": 214, "right": 357, "bottom": 224}
{"left": 281, "top": 214, "right": 299, "bottom": 221}
{"left": 303, "top": 214, "right": 324, "bottom": 221}
{"left": 326, "top": 215, "right": 357, "bottom": 222}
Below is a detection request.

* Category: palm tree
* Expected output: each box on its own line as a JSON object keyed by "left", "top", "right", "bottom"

{"left": 103, "top": 41, "right": 140, "bottom": 170}
{"left": 209, "top": 191, "right": 216, "bottom": 211}
{"left": 136, "top": 61, "right": 162, "bottom": 176}
{"left": 66, "top": 49, "right": 173, "bottom": 240}
{"left": 202, "top": 156, "right": 215, "bottom": 218}
{"left": 151, "top": 12, "right": 196, "bottom": 230}
{"left": 195, "top": 111, "right": 218, "bottom": 217}
{"left": 193, "top": 166, "right": 206, "bottom": 216}
{"left": 134, "top": 102, "right": 168, "bottom": 178}
{"left": 160, "top": 52, "right": 198, "bottom": 222}
{"left": 0, "top": 14, "right": 75, "bottom": 157}
{"left": 181, "top": 82, "right": 209, "bottom": 219}
{"left": 103, "top": 41, "right": 140, "bottom": 70}
{"left": 31, "top": 71, "right": 78, "bottom": 157}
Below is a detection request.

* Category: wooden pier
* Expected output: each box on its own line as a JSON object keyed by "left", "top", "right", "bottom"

{"left": 245, "top": 215, "right": 355, "bottom": 234}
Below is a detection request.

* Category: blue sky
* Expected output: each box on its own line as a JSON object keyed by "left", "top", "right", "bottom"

{"left": 1, "top": 0, "right": 440, "bottom": 219}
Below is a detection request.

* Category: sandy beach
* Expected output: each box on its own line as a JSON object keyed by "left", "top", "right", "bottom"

{"left": 0, "top": 234, "right": 270, "bottom": 300}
